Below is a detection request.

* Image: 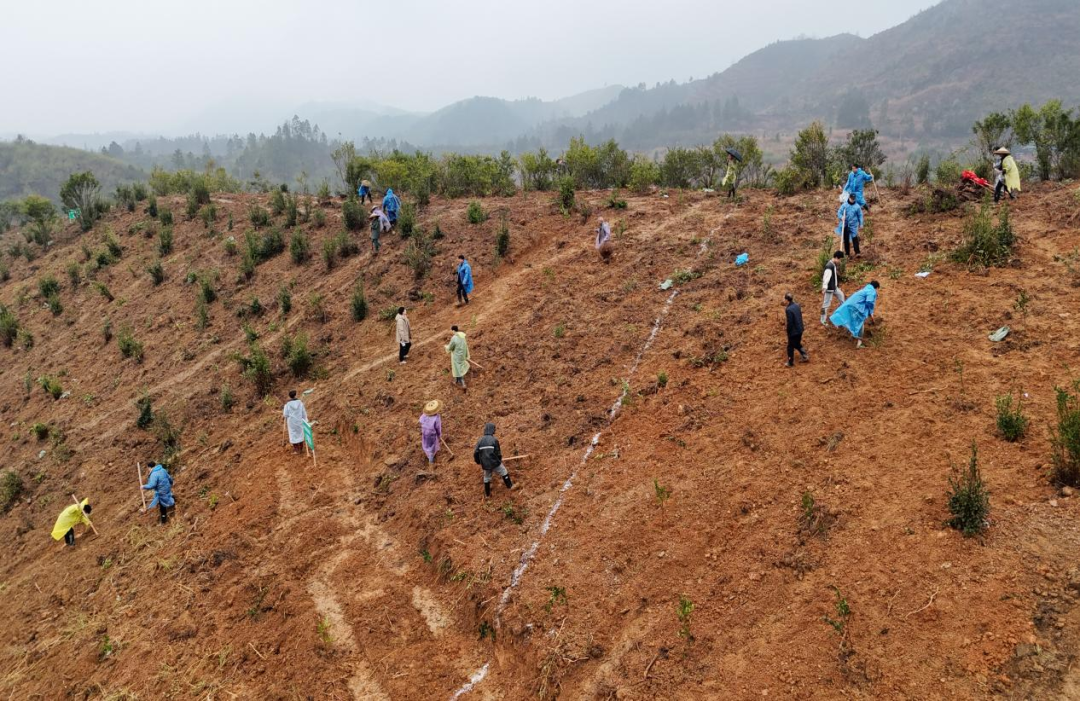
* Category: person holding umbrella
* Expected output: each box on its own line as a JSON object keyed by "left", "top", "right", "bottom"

{"left": 722, "top": 148, "right": 741, "bottom": 199}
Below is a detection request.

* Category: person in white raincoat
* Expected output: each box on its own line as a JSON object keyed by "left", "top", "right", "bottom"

{"left": 282, "top": 389, "right": 308, "bottom": 453}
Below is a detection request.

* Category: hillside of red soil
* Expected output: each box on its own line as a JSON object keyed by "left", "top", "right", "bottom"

{"left": 2, "top": 182, "right": 1080, "bottom": 700}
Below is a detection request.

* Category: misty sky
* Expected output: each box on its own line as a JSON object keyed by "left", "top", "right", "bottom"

{"left": 1, "top": 0, "right": 941, "bottom": 137}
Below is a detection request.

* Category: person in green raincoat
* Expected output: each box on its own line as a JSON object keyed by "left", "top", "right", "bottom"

{"left": 52, "top": 499, "right": 93, "bottom": 547}
{"left": 993, "top": 147, "right": 1021, "bottom": 202}
{"left": 445, "top": 325, "right": 470, "bottom": 391}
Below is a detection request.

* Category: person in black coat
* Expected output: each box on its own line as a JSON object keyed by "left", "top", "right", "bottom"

{"left": 783, "top": 293, "right": 809, "bottom": 367}
{"left": 473, "top": 423, "right": 514, "bottom": 498}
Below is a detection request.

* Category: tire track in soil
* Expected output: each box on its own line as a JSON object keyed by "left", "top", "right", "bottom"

{"left": 449, "top": 231, "right": 715, "bottom": 699}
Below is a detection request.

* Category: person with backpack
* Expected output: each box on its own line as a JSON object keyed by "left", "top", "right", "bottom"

{"left": 473, "top": 423, "right": 514, "bottom": 498}
{"left": 820, "top": 250, "right": 846, "bottom": 324}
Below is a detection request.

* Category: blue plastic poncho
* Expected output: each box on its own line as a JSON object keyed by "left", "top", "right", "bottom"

{"left": 457, "top": 259, "right": 474, "bottom": 294}
{"left": 835, "top": 201, "right": 864, "bottom": 238}
{"left": 382, "top": 189, "right": 400, "bottom": 218}
{"left": 142, "top": 464, "right": 175, "bottom": 509}
{"left": 830, "top": 284, "right": 878, "bottom": 338}
{"left": 844, "top": 169, "right": 873, "bottom": 206}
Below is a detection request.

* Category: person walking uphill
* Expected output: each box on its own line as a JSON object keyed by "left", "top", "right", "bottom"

{"left": 821, "top": 250, "right": 846, "bottom": 324}
{"left": 456, "top": 255, "right": 473, "bottom": 305}
{"left": 595, "top": 217, "right": 613, "bottom": 261}
{"left": 52, "top": 499, "right": 93, "bottom": 547}
{"left": 358, "top": 179, "right": 372, "bottom": 204}
{"left": 474, "top": 423, "right": 513, "bottom": 498}
{"left": 993, "top": 147, "right": 1020, "bottom": 203}
{"left": 142, "top": 461, "right": 175, "bottom": 525}
{"left": 382, "top": 188, "right": 401, "bottom": 227}
{"left": 844, "top": 163, "right": 875, "bottom": 212}
{"left": 369, "top": 206, "right": 390, "bottom": 257}
{"left": 831, "top": 280, "right": 880, "bottom": 349}
{"left": 419, "top": 400, "right": 443, "bottom": 465}
{"left": 836, "top": 193, "right": 864, "bottom": 259}
{"left": 783, "top": 293, "right": 809, "bottom": 367}
{"left": 282, "top": 390, "right": 308, "bottom": 453}
{"left": 396, "top": 307, "right": 412, "bottom": 363}
{"left": 445, "top": 325, "right": 470, "bottom": 391}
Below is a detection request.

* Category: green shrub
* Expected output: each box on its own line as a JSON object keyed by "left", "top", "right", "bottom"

{"left": 249, "top": 205, "right": 270, "bottom": 229}
{"left": 66, "top": 262, "right": 82, "bottom": 288}
{"left": 466, "top": 201, "right": 487, "bottom": 224}
{"left": 147, "top": 196, "right": 159, "bottom": 218}
{"left": 313, "top": 208, "right": 326, "bottom": 228}
{"left": 321, "top": 237, "right": 337, "bottom": 271}
{"left": 557, "top": 176, "right": 575, "bottom": 210}
{"left": 994, "top": 393, "right": 1027, "bottom": 442}
{"left": 0, "top": 471, "right": 23, "bottom": 513}
{"left": 158, "top": 226, "right": 174, "bottom": 256}
{"left": 403, "top": 227, "right": 436, "bottom": 280}
{"left": 18, "top": 328, "right": 33, "bottom": 350}
{"left": 952, "top": 202, "right": 1015, "bottom": 268}
{"left": 1051, "top": 383, "right": 1080, "bottom": 488}
{"left": 350, "top": 282, "right": 368, "bottom": 322}
{"left": 185, "top": 192, "right": 199, "bottom": 220}
{"left": 259, "top": 228, "right": 285, "bottom": 260}
{"left": 194, "top": 298, "right": 209, "bottom": 330}
{"left": 239, "top": 343, "right": 273, "bottom": 395}
{"left": 132, "top": 183, "right": 148, "bottom": 201}
{"left": 38, "top": 375, "right": 64, "bottom": 399}
{"left": 224, "top": 236, "right": 237, "bottom": 256}
{"left": 200, "top": 204, "right": 217, "bottom": 229}
{"left": 628, "top": 158, "right": 659, "bottom": 194}
{"left": 915, "top": 155, "right": 931, "bottom": 185}
{"left": 774, "top": 166, "right": 802, "bottom": 196}
{"left": 31, "top": 422, "right": 50, "bottom": 440}
{"left": 336, "top": 232, "right": 359, "bottom": 259}
{"left": 285, "top": 333, "right": 313, "bottom": 378}
{"left": 399, "top": 201, "right": 416, "bottom": 235}
{"left": 284, "top": 194, "right": 298, "bottom": 228}
{"left": 935, "top": 159, "right": 962, "bottom": 185}
{"left": 159, "top": 208, "right": 173, "bottom": 226}
{"left": 308, "top": 293, "right": 328, "bottom": 323}
{"left": 495, "top": 217, "right": 510, "bottom": 258}
{"left": 192, "top": 180, "right": 211, "bottom": 205}
{"left": 342, "top": 197, "right": 364, "bottom": 231}
{"left": 270, "top": 189, "right": 286, "bottom": 216}
{"left": 278, "top": 286, "right": 292, "bottom": 315}
{"left": 46, "top": 294, "right": 63, "bottom": 316}
{"left": 947, "top": 442, "right": 990, "bottom": 537}
{"left": 198, "top": 274, "right": 217, "bottom": 304}
{"left": 93, "top": 281, "right": 114, "bottom": 302}
{"left": 290, "top": 230, "right": 311, "bottom": 264}
{"left": 117, "top": 325, "right": 144, "bottom": 362}
{"left": 135, "top": 394, "right": 154, "bottom": 429}
{"left": 0, "top": 306, "right": 19, "bottom": 349}
{"left": 38, "top": 275, "right": 60, "bottom": 299}
{"left": 220, "top": 383, "right": 234, "bottom": 412}
{"left": 607, "top": 190, "right": 628, "bottom": 209}
{"left": 105, "top": 232, "right": 122, "bottom": 259}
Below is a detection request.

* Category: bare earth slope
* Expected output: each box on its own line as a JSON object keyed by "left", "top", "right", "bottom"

{"left": 1, "top": 183, "right": 1080, "bottom": 700}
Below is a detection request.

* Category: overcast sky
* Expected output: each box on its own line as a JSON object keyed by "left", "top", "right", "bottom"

{"left": 1, "top": 0, "right": 942, "bottom": 137}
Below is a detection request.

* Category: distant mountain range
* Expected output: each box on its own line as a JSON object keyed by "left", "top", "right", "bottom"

{"left": 19, "top": 0, "right": 1080, "bottom": 156}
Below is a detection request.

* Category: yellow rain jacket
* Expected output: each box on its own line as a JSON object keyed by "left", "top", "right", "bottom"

{"left": 1003, "top": 155, "right": 1021, "bottom": 193}
{"left": 51, "top": 499, "right": 91, "bottom": 540}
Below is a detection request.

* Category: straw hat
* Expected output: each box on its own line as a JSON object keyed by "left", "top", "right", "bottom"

{"left": 423, "top": 399, "right": 443, "bottom": 415}
{"left": 993, "top": 147, "right": 1011, "bottom": 156}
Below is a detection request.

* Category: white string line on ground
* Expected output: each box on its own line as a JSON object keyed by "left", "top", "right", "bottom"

{"left": 449, "top": 236, "right": 713, "bottom": 700}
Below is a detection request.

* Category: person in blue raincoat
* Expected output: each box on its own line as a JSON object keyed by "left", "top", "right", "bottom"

{"left": 830, "top": 280, "right": 880, "bottom": 348}
{"left": 382, "top": 188, "right": 401, "bottom": 226}
{"left": 835, "top": 192, "right": 864, "bottom": 259}
{"left": 456, "top": 255, "right": 474, "bottom": 305}
{"left": 844, "top": 164, "right": 875, "bottom": 211}
{"left": 358, "top": 179, "right": 372, "bottom": 204}
{"left": 141, "top": 461, "right": 175, "bottom": 525}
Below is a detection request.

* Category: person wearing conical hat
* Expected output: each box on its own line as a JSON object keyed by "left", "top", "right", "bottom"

{"left": 419, "top": 400, "right": 443, "bottom": 465}
{"left": 992, "top": 147, "right": 1020, "bottom": 203}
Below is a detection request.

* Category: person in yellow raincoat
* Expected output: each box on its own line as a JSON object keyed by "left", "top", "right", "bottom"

{"left": 445, "top": 325, "right": 470, "bottom": 391}
{"left": 52, "top": 499, "right": 93, "bottom": 547}
{"left": 993, "top": 147, "right": 1020, "bottom": 202}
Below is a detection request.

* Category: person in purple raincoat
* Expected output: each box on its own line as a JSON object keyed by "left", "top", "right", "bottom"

{"left": 419, "top": 400, "right": 444, "bottom": 465}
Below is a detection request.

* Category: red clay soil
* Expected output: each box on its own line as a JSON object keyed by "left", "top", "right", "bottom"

{"left": 1, "top": 183, "right": 1080, "bottom": 700}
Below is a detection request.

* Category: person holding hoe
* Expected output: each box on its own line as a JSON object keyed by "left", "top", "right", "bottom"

{"left": 141, "top": 460, "right": 175, "bottom": 525}
{"left": 473, "top": 423, "right": 514, "bottom": 498}
{"left": 445, "top": 325, "right": 470, "bottom": 391}
{"left": 836, "top": 192, "right": 864, "bottom": 259}
{"left": 52, "top": 498, "right": 94, "bottom": 547}
{"left": 282, "top": 389, "right": 308, "bottom": 453}
{"left": 844, "top": 163, "right": 875, "bottom": 212}
{"left": 419, "top": 400, "right": 444, "bottom": 465}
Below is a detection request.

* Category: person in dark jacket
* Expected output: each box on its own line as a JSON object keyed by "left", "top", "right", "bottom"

{"left": 473, "top": 423, "right": 514, "bottom": 498}
{"left": 783, "top": 293, "right": 809, "bottom": 367}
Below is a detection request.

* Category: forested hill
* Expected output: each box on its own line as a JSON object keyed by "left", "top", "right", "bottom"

{"left": 0, "top": 139, "right": 145, "bottom": 203}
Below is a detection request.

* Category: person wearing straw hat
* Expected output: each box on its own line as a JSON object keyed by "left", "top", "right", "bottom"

{"left": 445, "top": 325, "right": 470, "bottom": 391}
{"left": 993, "top": 147, "right": 1020, "bottom": 203}
{"left": 358, "top": 179, "right": 373, "bottom": 204}
{"left": 52, "top": 499, "right": 93, "bottom": 547}
{"left": 419, "top": 400, "right": 444, "bottom": 465}
{"left": 369, "top": 206, "right": 390, "bottom": 257}
{"left": 473, "top": 423, "right": 514, "bottom": 498}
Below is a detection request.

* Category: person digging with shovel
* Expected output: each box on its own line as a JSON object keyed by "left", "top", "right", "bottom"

{"left": 52, "top": 499, "right": 93, "bottom": 547}
{"left": 474, "top": 423, "right": 514, "bottom": 498}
